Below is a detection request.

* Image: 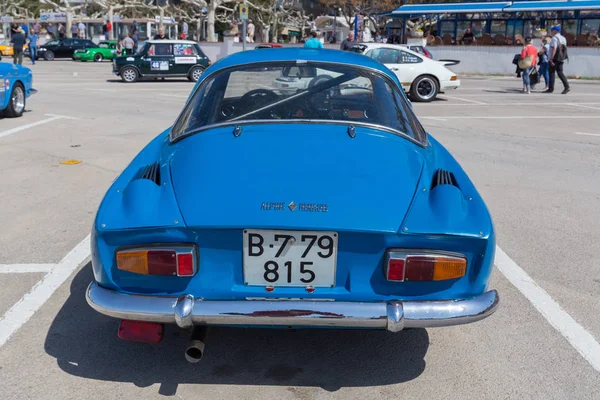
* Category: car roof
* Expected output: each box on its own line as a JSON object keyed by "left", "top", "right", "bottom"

{"left": 210, "top": 48, "right": 398, "bottom": 80}
{"left": 146, "top": 39, "right": 198, "bottom": 45}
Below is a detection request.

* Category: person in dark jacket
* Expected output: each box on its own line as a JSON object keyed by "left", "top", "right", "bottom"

{"left": 340, "top": 32, "right": 357, "bottom": 51}
{"left": 10, "top": 27, "right": 26, "bottom": 65}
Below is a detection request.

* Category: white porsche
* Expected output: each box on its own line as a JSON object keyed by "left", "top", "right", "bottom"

{"left": 352, "top": 43, "right": 460, "bottom": 102}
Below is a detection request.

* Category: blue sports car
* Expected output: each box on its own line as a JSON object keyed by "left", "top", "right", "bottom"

{"left": 87, "top": 49, "right": 499, "bottom": 362}
{"left": 0, "top": 62, "right": 36, "bottom": 118}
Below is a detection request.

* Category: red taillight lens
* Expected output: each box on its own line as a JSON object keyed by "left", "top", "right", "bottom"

{"left": 404, "top": 256, "right": 435, "bottom": 281}
{"left": 177, "top": 253, "right": 194, "bottom": 276}
{"left": 386, "top": 258, "right": 405, "bottom": 281}
{"left": 118, "top": 320, "right": 164, "bottom": 344}
{"left": 147, "top": 250, "right": 177, "bottom": 275}
{"left": 385, "top": 251, "right": 466, "bottom": 282}
{"left": 117, "top": 246, "right": 197, "bottom": 276}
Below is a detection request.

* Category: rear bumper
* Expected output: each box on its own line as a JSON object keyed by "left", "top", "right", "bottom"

{"left": 440, "top": 80, "right": 461, "bottom": 91}
{"left": 86, "top": 282, "right": 499, "bottom": 332}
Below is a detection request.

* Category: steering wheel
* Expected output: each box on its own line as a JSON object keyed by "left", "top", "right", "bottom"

{"left": 239, "top": 89, "right": 279, "bottom": 115}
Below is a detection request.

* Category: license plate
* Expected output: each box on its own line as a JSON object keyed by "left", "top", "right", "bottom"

{"left": 243, "top": 229, "right": 338, "bottom": 287}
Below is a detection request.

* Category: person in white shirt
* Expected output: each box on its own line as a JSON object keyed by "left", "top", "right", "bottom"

{"left": 77, "top": 21, "right": 85, "bottom": 38}
{"left": 247, "top": 19, "right": 255, "bottom": 43}
{"left": 546, "top": 25, "right": 570, "bottom": 94}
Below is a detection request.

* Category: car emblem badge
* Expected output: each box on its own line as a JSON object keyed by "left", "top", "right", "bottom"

{"left": 288, "top": 201, "right": 296, "bottom": 211}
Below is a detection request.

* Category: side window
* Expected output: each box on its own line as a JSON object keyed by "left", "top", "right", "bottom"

{"left": 62, "top": 39, "right": 74, "bottom": 46}
{"left": 368, "top": 48, "right": 400, "bottom": 64}
{"left": 173, "top": 44, "right": 197, "bottom": 56}
{"left": 148, "top": 43, "right": 172, "bottom": 56}
{"left": 399, "top": 51, "right": 422, "bottom": 64}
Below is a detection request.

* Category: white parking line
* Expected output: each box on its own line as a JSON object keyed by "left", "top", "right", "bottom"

{"left": 0, "top": 116, "right": 62, "bottom": 139}
{"left": 495, "top": 246, "right": 600, "bottom": 373}
{"left": 575, "top": 132, "right": 600, "bottom": 137}
{"left": 439, "top": 95, "right": 487, "bottom": 105}
{"left": 568, "top": 104, "right": 600, "bottom": 111}
{"left": 0, "top": 114, "right": 80, "bottom": 139}
{"left": 159, "top": 94, "right": 189, "bottom": 98}
{"left": 0, "top": 264, "right": 54, "bottom": 273}
{"left": 0, "top": 235, "right": 90, "bottom": 348}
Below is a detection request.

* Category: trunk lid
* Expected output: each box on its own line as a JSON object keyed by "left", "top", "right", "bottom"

{"left": 169, "top": 124, "right": 423, "bottom": 233}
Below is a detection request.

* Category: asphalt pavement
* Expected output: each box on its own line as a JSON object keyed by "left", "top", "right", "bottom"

{"left": 0, "top": 60, "right": 599, "bottom": 399}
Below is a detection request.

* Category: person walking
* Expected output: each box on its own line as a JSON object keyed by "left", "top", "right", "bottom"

{"left": 304, "top": 31, "right": 323, "bottom": 48}
{"left": 102, "top": 21, "right": 109, "bottom": 39}
{"left": 106, "top": 19, "right": 112, "bottom": 40}
{"left": 154, "top": 27, "right": 168, "bottom": 40}
{"left": 538, "top": 37, "right": 551, "bottom": 91}
{"left": 27, "top": 30, "right": 39, "bottom": 65}
{"left": 340, "top": 32, "right": 357, "bottom": 51}
{"left": 518, "top": 37, "right": 537, "bottom": 94}
{"left": 122, "top": 34, "right": 135, "bottom": 55}
{"left": 77, "top": 21, "right": 86, "bottom": 39}
{"left": 247, "top": 19, "right": 255, "bottom": 43}
{"left": 181, "top": 20, "right": 188, "bottom": 40}
{"left": 71, "top": 23, "right": 78, "bottom": 38}
{"left": 57, "top": 23, "right": 65, "bottom": 38}
{"left": 546, "top": 26, "right": 570, "bottom": 94}
{"left": 10, "top": 27, "right": 26, "bottom": 65}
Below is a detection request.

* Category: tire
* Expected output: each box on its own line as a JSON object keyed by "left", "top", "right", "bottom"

{"left": 187, "top": 66, "right": 204, "bottom": 82}
{"left": 94, "top": 53, "right": 103, "bottom": 62}
{"left": 4, "top": 83, "right": 26, "bottom": 118}
{"left": 410, "top": 75, "right": 439, "bottom": 102}
{"left": 44, "top": 50, "right": 55, "bottom": 61}
{"left": 120, "top": 67, "right": 138, "bottom": 83}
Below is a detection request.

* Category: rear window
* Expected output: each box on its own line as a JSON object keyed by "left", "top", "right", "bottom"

{"left": 171, "top": 62, "right": 426, "bottom": 146}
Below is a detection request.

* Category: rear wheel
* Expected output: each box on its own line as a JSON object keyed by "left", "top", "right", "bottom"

{"left": 94, "top": 53, "right": 103, "bottom": 62}
{"left": 4, "top": 83, "right": 26, "bottom": 118}
{"left": 120, "top": 67, "right": 138, "bottom": 83}
{"left": 410, "top": 75, "right": 439, "bottom": 102}
{"left": 188, "top": 66, "right": 204, "bottom": 82}
{"left": 44, "top": 50, "right": 55, "bottom": 61}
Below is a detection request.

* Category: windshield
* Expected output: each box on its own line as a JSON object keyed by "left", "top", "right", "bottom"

{"left": 171, "top": 62, "right": 426, "bottom": 145}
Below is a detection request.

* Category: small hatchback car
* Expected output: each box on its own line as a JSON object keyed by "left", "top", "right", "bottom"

{"left": 112, "top": 40, "right": 210, "bottom": 83}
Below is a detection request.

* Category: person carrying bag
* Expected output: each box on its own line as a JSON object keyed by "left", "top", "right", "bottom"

{"left": 518, "top": 37, "right": 538, "bottom": 94}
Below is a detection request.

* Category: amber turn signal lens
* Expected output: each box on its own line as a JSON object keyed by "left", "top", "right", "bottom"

{"left": 432, "top": 257, "right": 467, "bottom": 281}
{"left": 116, "top": 250, "right": 149, "bottom": 275}
{"left": 450, "top": 75, "right": 458, "bottom": 81}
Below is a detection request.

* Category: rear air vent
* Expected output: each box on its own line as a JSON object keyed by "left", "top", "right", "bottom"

{"left": 431, "top": 169, "right": 458, "bottom": 190}
{"left": 138, "top": 162, "right": 161, "bottom": 186}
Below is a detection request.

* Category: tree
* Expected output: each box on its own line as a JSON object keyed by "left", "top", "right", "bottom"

{"left": 40, "top": 0, "right": 85, "bottom": 38}
{"left": 319, "top": 0, "right": 400, "bottom": 36}
{"left": 90, "top": 0, "right": 151, "bottom": 40}
{"left": 241, "top": 0, "right": 306, "bottom": 43}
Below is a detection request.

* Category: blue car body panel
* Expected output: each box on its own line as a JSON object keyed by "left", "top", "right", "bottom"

{"left": 92, "top": 49, "right": 495, "bottom": 317}
{"left": 0, "top": 62, "right": 35, "bottom": 112}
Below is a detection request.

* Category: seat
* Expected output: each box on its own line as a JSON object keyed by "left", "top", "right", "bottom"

{"left": 442, "top": 34, "right": 454, "bottom": 45}
{"left": 493, "top": 34, "right": 506, "bottom": 45}
{"left": 480, "top": 34, "right": 494, "bottom": 45}
{"left": 434, "top": 36, "right": 443, "bottom": 45}
{"left": 426, "top": 34, "right": 435, "bottom": 45}
{"left": 564, "top": 32, "right": 576, "bottom": 46}
{"left": 576, "top": 34, "right": 590, "bottom": 46}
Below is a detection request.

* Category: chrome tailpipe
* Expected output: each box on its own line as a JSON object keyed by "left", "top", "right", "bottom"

{"left": 185, "top": 326, "right": 208, "bottom": 363}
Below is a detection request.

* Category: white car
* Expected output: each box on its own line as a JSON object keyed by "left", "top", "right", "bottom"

{"left": 352, "top": 43, "right": 460, "bottom": 102}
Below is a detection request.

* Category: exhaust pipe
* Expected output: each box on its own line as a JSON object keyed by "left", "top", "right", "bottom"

{"left": 185, "top": 326, "right": 208, "bottom": 363}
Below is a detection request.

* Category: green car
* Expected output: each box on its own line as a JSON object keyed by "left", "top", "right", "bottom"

{"left": 73, "top": 41, "right": 118, "bottom": 62}
{"left": 112, "top": 40, "right": 211, "bottom": 83}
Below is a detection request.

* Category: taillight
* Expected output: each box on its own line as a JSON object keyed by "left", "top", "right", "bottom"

{"left": 5, "top": 79, "right": 9, "bottom": 90}
{"left": 116, "top": 246, "right": 197, "bottom": 276}
{"left": 385, "top": 251, "right": 466, "bottom": 282}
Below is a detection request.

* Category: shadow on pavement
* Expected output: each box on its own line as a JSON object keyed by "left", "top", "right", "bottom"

{"left": 105, "top": 79, "right": 192, "bottom": 84}
{"left": 45, "top": 263, "right": 429, "bottom": 395}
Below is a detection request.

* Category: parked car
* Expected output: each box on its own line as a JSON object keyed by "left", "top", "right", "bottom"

{"left": 0, "top": 62, "right": 37, "bottom": 117}
{"left": 73, "top": 40, "right": 118, "bottom": 62}
{"left": 351, "top": 43, "right": 460, "bottom": 102}
{"left": 400, "top": 44, "right": 434, "bottom": 59}
{"left": 112, "top": 40, "right": 211, "bottom": 83}
{"left": 86, "top": 48, "right": 498, "bottom": 362}
{"left": 25, "top": 38, "right": 97, "bottom": 61}
{"left": 0, "top": 40, "right": 14, "bottom": 57}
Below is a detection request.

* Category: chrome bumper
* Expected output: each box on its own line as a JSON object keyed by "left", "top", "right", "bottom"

{"left": 86, "top": 282, "right": 499, "bottom": 332}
